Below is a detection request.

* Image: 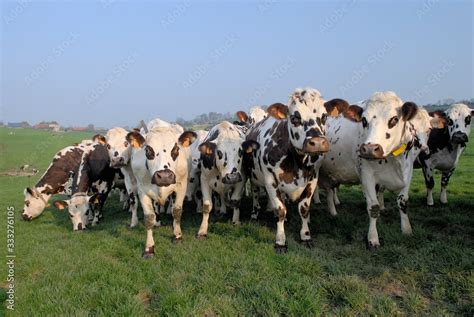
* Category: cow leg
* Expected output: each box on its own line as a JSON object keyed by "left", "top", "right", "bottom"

{"left": 250, "top": 184, "right": 261, "bottom": 220}
{"left": 334, "top": 186, "right": 341, "bottom": 205}
{"left": 361, "top": 175, "right": 380, "bottom": 250}
{"left": 397, "top": 192, "right": 412, "bottom": 235}
{"left": 139, "top": 193, "right": 156, "bottom": 258}
{"left": 197, "top": 177, "right": 213, "bottom": 239}
{"left": 129, "top": 192, "right": 139, "bottom": 228}
{"left": 440, "top": 169, "right": 454, "bottom": 204}
{"left": 326, "top": 187, "right": 338, "bottom": 216}
{"left": 153, "top": 202, "right": 161, "bottom": 227}
{"left": 266, "top": 184, "right": 287, "bottom": 253}
{"left": 299, "top": 180, "right": 317, "bottom": 247}
{"left": 313, "top": 186, "right": 321, "bottom": 204}
{"left": 376, "top": 187, "right": 385, "bottom": 211}
{"left": 172, "top": 184, "right": 186, "bottom": 243}
{"left": 219, "top": 193, "right": 227, "bottom": 215}
{"left": 421, "top": 163, "right": 435, "bottom": 206}
{"left": 230, "top": 182, "right": 244, "bottom": 225}
{"left": 195, "top": 189, "right": 203, "bottom": 213}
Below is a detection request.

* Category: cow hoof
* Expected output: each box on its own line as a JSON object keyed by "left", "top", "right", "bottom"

{"left": 366, "top": 240, "right": 380, "bottom": 251}
{"left": 274, "top": 244, "right": 288, "bottom": 254}
{"left": 426, "top": 203, "right": 434, "bottom": 207}
{"left": 172, "top": 236, "right": 183, "bottom": 244}
{"left": 196, "top": 234, "right": 207, "bottom": 240}
{"left": 232, "top": 221, "right": 241, "bottom": 225}
{"left": 142, "top": 252, "right": 155, "bottom": 259}
{"left": 300, "top": 239, "right": 314, "bottom": 249}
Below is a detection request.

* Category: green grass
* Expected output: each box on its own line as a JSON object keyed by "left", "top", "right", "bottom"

{"left": 0, "top": 127, "right": 473, "bottom": 316}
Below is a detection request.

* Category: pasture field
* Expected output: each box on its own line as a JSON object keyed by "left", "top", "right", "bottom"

{"left": 0, "top": 127, "right": 473, "bottom": 316}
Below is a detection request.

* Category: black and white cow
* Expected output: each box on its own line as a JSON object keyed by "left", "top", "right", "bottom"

{"left": 197, "top": 121, "right": 257, "bottom": 238}
{"left": 127, "top": 122, "right": 197, "bottom": 258}
{"left": 21, "top": 144, "right": 85, "bottom": 220}
{"left": 184, "top": 130, "right": 208, "bottom": 213}
{"left": 244, "top": 88, "right": 336, "bottom": 253}
{"left": 337, "top": 92, "right": 438, "bottom": 249}
{"left": 235, "top": 106, "right": 268, "bottom": 129}
{"left": 54, "top": 142, "right": 116, "bottom": 230}
{"left": 418, "top": 103, "right": 473, "bottom": 205}
{"left": 105, "top": 127, "right": 141, "bottom": 227}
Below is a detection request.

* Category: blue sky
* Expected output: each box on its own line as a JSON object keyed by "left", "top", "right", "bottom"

{"left": 1, "top": 0, "right": 472, "bottom": 127}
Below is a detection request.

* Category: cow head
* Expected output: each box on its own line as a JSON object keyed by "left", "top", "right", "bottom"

{"left": 345, "top": 92, "right": 421, "bottom": 159}
{"left": 105, "top": 127, "right": 131, "bottom": 168}
{"left": 443, "top": 104, "right": 472, "bottom": 145}
{"left": 128, "top": 129, "right": 197, "bottom": 187}
{"left": 199, "top": 122, "right": 259, "bottom": 184}
{"left": 53, "top": 193, "right": 96, "bottom": 231}
{"left": 21, "top": 187, "right": 49, "bottom": 221}
{"left": 269, "top": 88, "right": 334, "bottom": 155}
{"left": 236, "top": 107, "right": 268, "bottom": 127}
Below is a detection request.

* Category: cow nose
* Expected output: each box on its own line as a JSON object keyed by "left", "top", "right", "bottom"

{"left": 452, "top": 132, "right": 468, "bottom": 144}
{"left": 303, "top": 137, "right": 329, "bottom": 154}
{"left": 22, "top": 213, "right": 32, "bottom": 221}
{"left": 152, "top": 169, "right": 176, "bottom": 187}
{"left": 111, "top": 157, "right": 124, "bottom": 167}
{"left": 360, "top": 144, "right": 384, "bottom": 159}
{"left": 222, "top": 172, "right": 242, "bottom": 184}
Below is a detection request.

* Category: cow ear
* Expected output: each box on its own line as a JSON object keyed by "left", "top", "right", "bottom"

{"left": 343, "top": 105, "right": 364, "bottom": 122}
{"left": 126, "top": 131, "right": 145, "bottom": 148}
{"left": 26, "top": 187, "right": 39, "bottom": 198}
{"left": 199, "top": 142, "right": 216, "bottom": 156}
{"left": 470, "top": 109, "right": 474, "bottom": 117}
{"left": 236, "top": 111, "right": 249, "bottom": 123}
{"left": 179, "top": 131, "right": 198, "bottom": 147}
{"left": 267, "top": 103, "right": 288, "bottom": 119}
{"left": 401, "top": 102, "right": 418, "bottom": 121}
{"left": 53, "top": 200, "right": 69, "bottom": 210}
{"left": 242, "top": 140, "right": 260, "bottom": 153}
{"left": 430, "top": 117, "right": 446, "bottom": 129}
{"left": 324, "top": 99, "right": 349, "bottom": 117}
{"left": 92, "top": 134, "right": 107, "bottom": 145}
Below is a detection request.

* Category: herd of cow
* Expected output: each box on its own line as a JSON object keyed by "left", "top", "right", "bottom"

{"left": 20, "top": 88, "right": 473, "bottom": 257}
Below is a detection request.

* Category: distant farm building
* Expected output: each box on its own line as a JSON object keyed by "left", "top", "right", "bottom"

{"left": 8, "top": 121, "right": 30, "bottom": 128}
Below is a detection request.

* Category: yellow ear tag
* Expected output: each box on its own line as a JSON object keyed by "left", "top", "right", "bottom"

{"left": 391, "top": 144, "right": 407, "bottom": 156}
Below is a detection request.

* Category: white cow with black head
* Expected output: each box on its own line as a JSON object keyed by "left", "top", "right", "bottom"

{"left": 127, "top": 123, "right": 197, "bottom": 258}
{"left": 417, "top": 103, "right": 473, "bottom": 205}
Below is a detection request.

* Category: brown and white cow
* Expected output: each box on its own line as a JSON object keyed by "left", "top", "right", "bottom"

{"left": 417, "top": 103, "right": 473, "bottom": 205}
{"left": 54, "top": 142, "right": 117, "bottom": 230}
{"left": 127, "top": 122, "right": 197, "bottom": 258}
{"left": 196, "top": 121, "right": 258, "bottom": 238}
{"left": 21, "top": 144, "right": 85, "bottom": 220}
{"left": 244, "top": 88, "right": 335, "bottom": 253}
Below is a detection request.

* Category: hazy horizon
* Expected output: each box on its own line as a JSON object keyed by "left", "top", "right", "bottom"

{"left": 2, "top": 1, "right": 473, "bottom": 128}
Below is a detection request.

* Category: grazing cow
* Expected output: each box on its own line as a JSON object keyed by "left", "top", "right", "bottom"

{"left": 105, "top": 127, "right": 141, "bottom": 227}
{"left": 338, "top": 92, "right": 439, "bottom": 249}
{"left": 127, "top": 124, "right": 197, "bottom": 258}
{"left": 418, "top": 104, "right": 473, "bottom": 205}
{"left": 185, "top": 130, "right": 208, "bottom": 212}
{"left": 244, "top": 88, "right": 336, "bottom": 253}
{"left": 197, "top": 121, "right": 257, "bottom": 238}
{"left": 54, "top": 142, "right": 116, "bottom": 230}
{"left": 21, "top": 144, "right": 85, "bottom": 220}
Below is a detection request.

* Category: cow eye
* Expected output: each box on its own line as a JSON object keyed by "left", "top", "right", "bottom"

{"left": 447, "top": 118, "right": 454, "bottom": 126}
{"left": 25, "top": 200, "right": 30, "bottom": 207}
{"left": 465, "top": 116, "right": 471, "bottom": 125}
{"left": 321, "top": 113, "right": 328, "bottom": 125}
{"left": 290, "top": 114, "right": 301, "bottom": 127}
{"left": 106, "top": 144, "right": 111, "bottom": 150}
{"left": 388, "top": 116, "right": 399, "bottom": 129}
{"left": 123, "top": 141, "right": 129, "bottom": 147}
{"left": 145, "top": 145, "right": 155, "bottom": 160}
{"left": 362, "top": 117, "right": 368, "bottom": 128}
{"left": 217, "top": 150, "right": 223, "bottom": 160}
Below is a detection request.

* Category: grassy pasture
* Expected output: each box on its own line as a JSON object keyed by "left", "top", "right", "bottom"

{"left": 0, "top": 127, "right": 473, "bottom": 316}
